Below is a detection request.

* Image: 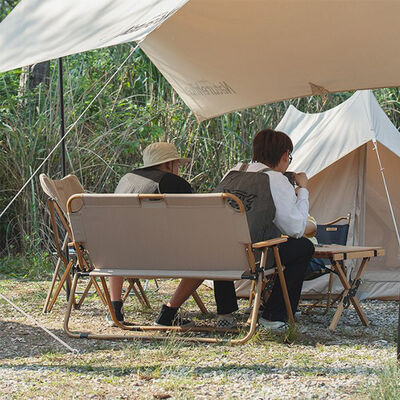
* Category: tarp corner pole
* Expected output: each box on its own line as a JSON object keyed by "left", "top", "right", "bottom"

{"left": 58, "top": 57, "right": 66, "bottom": 178}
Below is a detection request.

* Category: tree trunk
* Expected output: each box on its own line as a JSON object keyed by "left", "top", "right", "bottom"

{"left": 19, "top": 61, "right": 50, "bottom": 95}
{"left": 29, "top": 61, "right": 50, "bottom": 89}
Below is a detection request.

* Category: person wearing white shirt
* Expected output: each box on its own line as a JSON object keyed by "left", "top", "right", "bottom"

{"left": 214, "top": 129, "right": 315, "bottom": 330}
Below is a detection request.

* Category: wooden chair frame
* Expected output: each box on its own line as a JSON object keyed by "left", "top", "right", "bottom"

{"left": 42, "top": 197, "right": 108, "bottom": 313}
{"left": 63, "top": 193, "right": 294, "bottom": 344}
{"left": 300, "top": 213, "right": 351, "bottom": 315}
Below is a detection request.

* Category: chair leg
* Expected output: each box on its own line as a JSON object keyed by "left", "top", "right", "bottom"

{"left": 91, "top": 276, "right": 107, "bottom": 306}
{"left": 192, "top": 290, "right": 208, "bottom": 314}
{"left": 43, "top": 256, "right": 63, "bottom": 313}
{"left": 135, "top": 279, "right": 151, "bottom": 309}
{"left": 248, "top": 280, "right": 256, "bottom": 307}
{"left": 43, "top": 233, "right": 69, "bottom": 313}
{"left": 130, "top": 280, "right": 147, "bottom": 307}
{"left": 74, "top": 278, "right": 93, "bottom": 309}
{"left": 122, "top": 279, "right": 134, "bottom": 302}
{"left": 123, "top": 279, "right": 152, "bottom": 309}
{"left": 273, "top": 246, "right": 295, "bottom": 327}
{"left": 48, "top": 259, "right": 74, "bottom": 312}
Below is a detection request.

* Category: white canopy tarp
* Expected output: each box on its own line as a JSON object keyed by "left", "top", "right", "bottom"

{"left": 0, "top": 0, "right": 188, "bottom": 73}
{"left": 1, "top": 1, "right": 400, "bottom": 120}
{"left": 276, "top": 90, "right": 400, "bottom": 299}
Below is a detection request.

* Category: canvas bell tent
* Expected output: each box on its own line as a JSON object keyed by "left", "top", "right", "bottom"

{"left": 276, "top": 90, "right": 400, "bottom": 299}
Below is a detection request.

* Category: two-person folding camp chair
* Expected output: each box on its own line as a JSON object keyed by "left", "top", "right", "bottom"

{"left": 64, "top": 193, "right": 294, "bottom": 344}
{"left": 301, "top": 214, "right": 351, "bottom": 314}
{"left": 40, "top": 174, "right": 150, "bottom": 313}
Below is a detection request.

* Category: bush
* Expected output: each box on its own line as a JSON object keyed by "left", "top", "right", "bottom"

{"left": 1, "top": 42, "right": 399, "bottom": 256}
{"left": 0, "top": 251, "right": 53, "bottom": 280}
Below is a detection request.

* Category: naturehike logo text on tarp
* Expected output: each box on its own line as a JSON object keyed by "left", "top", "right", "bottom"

{"left": 183, "top": 81, "right": 236, "bottom": 96}
{"left": 118, "top": 8, "right": 180, "bottom": 38}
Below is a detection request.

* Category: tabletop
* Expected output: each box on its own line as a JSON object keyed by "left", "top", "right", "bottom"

{"left": 314, "top": 244, "right": 385, "bottom": 261}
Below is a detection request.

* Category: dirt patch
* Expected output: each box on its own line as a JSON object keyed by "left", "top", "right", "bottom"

{"left": 0, "top": 278, "right": 397, "bottom": 399}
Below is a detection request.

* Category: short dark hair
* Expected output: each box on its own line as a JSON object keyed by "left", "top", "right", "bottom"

{"left": 252, "top": 129, "right": 293, "bottom": 167}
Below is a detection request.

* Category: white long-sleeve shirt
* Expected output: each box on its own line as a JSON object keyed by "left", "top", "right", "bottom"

{"left": 227, "top": 162, "right": 309, "bottom": 238}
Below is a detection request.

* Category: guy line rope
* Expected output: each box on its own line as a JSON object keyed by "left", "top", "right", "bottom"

{"left": 373, "top": 140, "right": 400, "bottom": 247}
{"left": 0, "top": 40, "right": 142, "bottom": 351}
{"left": 0, "top": 41, "right": 141, "bottom": 220}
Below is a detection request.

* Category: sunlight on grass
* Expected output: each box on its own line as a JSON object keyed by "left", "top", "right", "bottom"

{"left": 370, "top": 363, "right": 400, "bottom": 400}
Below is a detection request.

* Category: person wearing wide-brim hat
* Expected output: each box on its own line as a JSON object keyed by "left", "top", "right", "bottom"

{"left": 108, "top": 142, "right": 202, "bottom": 327}
{"left": 121, "top": 141, "right": 192, "bottom": 194}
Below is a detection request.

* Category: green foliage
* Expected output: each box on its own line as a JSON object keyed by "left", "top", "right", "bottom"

{"left": 370, "top": 363, "right": 400, "bottom": 399}
{"left": 0, "top": 41, "right": 399, "bottom": 256}
{"left": 0, "top": 250, "right": 53, "bottom": 280}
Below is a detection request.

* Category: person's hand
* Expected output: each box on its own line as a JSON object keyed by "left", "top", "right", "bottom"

{"left": 294, "top": 172, "right": 308, "bottom": 189}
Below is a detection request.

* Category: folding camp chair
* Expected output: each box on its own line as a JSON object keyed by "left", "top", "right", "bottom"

{"left": 40, "top": 174, "right": 202, "bottom": 314}
{"left": 64, "top": 193, "right": 294, "bottom": 344}
{"left": 40, "top": 173, "right": 108, "bottom": 312}
{"left": 301, "top": 213, "right": 351, "bottom": 314}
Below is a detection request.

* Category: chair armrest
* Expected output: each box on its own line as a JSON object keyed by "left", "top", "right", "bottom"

{"left": 323, "top": 213, "right": 351, "bottom": 226}
{"left": 252, "top": 237, "right": 288, "bottom": 249}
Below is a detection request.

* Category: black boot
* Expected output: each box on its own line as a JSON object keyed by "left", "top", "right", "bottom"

{"left": 155, "top": 304, "right": 193, "bottom": 327}
{"left": 106, "top": 300, "right": 124, "bottom": 326}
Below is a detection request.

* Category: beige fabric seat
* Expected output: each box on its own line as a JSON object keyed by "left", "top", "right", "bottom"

{"left": 40, "top": 174, "right": 110, "bottom": 313}
{"left": 40, "top": 174, "right": 93, "bottom": 312}
{"left": 65, "top": 192, "right": 293, "bottom": 344}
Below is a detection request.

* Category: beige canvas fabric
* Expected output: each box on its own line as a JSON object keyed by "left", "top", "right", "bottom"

{"left": 68, "top": 193, "right": 252, "bottom": 280}
{"left": 276, "top": 91, "right": 400, "bottom": 299}
{"left": 39, "top": 174, "right": 84, "bottom": 215}
{"left": 141, "top": 1, "right": 400, "bottom": 120}
{"left": 0, "top": 0, "right": 187, "bottom": 73}
{"left": 2, "top": 2, "right": 400, "bottom": 120}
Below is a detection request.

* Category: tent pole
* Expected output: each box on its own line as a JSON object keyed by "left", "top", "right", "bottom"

{"left": 58, "top": 57, "right": 66, "bottom": 178}
{"left": 373, "top": 140, "right": 400, "bottom": 247}
{"left": 58, "top": 57, "right": 69, "bottom": 299}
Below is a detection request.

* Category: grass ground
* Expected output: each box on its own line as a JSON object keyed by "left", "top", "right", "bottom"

{"left": 0, "top": 273, "right": 398, "bottom": 399}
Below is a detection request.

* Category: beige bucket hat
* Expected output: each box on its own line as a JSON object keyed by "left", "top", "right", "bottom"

{"left": 140, "top": 142, "right": 191, "bottom": 169}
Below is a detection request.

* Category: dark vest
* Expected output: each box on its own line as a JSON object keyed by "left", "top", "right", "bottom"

{"left": 115, "top": 168, "right": 167, "bottom": 194}
{"left": 214, "top": 163, "right": 281, "bottom": 266}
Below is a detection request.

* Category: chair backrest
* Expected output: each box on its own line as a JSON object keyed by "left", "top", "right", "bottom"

{"left": 316, "top": 214, "right": 351, "bottom": 245}
{"left": 40, "top": 174, "right": 84, "bottom": 216}
{"left": 68, "top": 193, "right": 252, "bottom": 280}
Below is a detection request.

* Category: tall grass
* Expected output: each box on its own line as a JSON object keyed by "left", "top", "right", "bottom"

{"left": 370, "top": 363, "right": 400, "bottom": 399}
{"left": 0, "top": 43, "right": 399, "bottom": 256}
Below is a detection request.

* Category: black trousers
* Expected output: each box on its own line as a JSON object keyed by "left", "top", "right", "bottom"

{"left": 214, "top": 237, "right": 314, "bottom": 318}
{"left": 261, "top": 237, "right": 314, "bottom": 321}
{"left": 214, "top": 280, "right": 239, "bottom": 315}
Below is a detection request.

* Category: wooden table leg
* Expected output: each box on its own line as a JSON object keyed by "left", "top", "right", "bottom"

{"left": 329, "top": 260, "right": 351, "bottom": 331}
{"left": 329, "top": 258, "right": 370, "bottom": 331}
{"left": 348, "top": 258, "right": 370, "bottom": 326}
